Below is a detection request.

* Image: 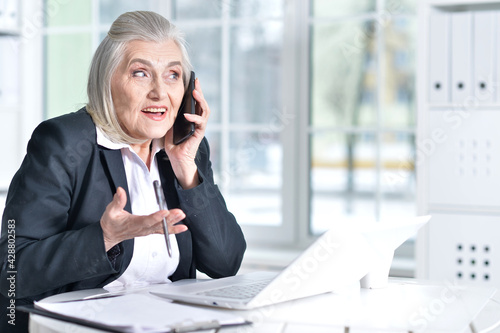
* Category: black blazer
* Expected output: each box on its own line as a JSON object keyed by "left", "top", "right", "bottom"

{"left": 0, "top": 108, "right": 245, "bottom": 331}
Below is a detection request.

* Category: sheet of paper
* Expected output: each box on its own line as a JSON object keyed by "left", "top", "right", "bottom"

{"left": 35, "top": 293, "right": 245, "bottom": 332}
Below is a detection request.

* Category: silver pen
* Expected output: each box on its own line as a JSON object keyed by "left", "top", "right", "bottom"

{"left": 153, "top": 180, "right": 172, "bottom": 257}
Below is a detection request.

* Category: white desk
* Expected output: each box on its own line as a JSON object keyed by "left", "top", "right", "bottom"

{"left": 29, "top": 278, "right": 498, "bottom": 333}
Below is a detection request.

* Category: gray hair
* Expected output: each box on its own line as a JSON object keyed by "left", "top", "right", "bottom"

{"left": 86, "top": 11, "right": 193, "bottom": 144}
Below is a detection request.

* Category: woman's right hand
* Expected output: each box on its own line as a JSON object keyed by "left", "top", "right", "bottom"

{"left": 100, "top": 187, "right": 188, "bottom": 251}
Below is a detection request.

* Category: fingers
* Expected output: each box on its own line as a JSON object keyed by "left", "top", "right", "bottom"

{"left": 191, "top": 78, "right": 211, "bottom": 120}
{"left": 171, "top": 224, "right": 189, "bottom": 234}
{"left": 102, "top": 187, "right": 128, "bottom": 224}
{"left": 183, "top": 112, "right": 205, "bottom": 127}
{"left": 101, "top": 187, "right": 129, "bottom": 251}
{"left": 109, "top": 187, "right": 127, "bottom": 213}
{"left": 162, "top": 208, "right": 186, "bottom": 226}
{"left": 101, "top": 189, "right": 188, "bottom": 252}
{"left": 151, "top": 208, "right": 187, "bottom": 235}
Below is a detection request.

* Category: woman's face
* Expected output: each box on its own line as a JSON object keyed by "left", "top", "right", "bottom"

{"left": 111, "top": 39, "right": 185, "bottom": 142}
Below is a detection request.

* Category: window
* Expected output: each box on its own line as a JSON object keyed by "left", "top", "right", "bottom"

{"left": 43, "top": 0, "right": 291, "bottom": 246}
{"left": 42, "top": 0, "right": 418, "bottom": 270}
{"left": 308, "top": 0, "right": 417, "bottom": 236}
{"left": 171, "top": 1, "right": 288, "bottom": 245}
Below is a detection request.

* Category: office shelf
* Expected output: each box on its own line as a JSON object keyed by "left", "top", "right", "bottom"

{"left": 417, "top": 0, "right": 500, "bottom": 290}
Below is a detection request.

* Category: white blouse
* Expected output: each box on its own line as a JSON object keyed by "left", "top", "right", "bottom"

{"left": 96, "top": 127, "right": 180, "bottom": 288}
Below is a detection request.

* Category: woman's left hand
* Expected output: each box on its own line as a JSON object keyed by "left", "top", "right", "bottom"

{"left": 164, "top": 77, "right": 210, "bottom": 189}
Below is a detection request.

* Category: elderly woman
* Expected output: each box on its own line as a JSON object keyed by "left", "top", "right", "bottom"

{"left": 0, "top": 11, "right": 245, "bottom": 332}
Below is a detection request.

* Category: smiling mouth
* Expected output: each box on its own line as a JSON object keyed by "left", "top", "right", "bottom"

{"left": 141, "top": 107, "right": 167, "bottom": 116}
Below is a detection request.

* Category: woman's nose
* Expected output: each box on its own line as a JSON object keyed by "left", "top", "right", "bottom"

{"left": 147, "top": 77, "right": 168, "bottom": 101}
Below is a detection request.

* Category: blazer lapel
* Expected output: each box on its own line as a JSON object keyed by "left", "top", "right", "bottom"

{"left": 156, "top": 149, "right": 194, "bottom": 280}
{"left": 156, "top": 150, "right": 180, "bottom": 209}
{"left": 98, "top": 147, "right": 134, "bottom": 282}
{"left": 99, "top": 148, "right": 132, "bottom": 213}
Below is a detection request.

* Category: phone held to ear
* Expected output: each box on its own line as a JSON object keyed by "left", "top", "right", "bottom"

{"left": 173, "top": 71, "right": 197, "bottom": 145}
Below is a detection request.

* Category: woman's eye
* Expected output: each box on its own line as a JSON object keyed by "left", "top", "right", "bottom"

{"left": 168, "top": 72, "right": 180, "bottom": 80}
{"left": 132, "top": 70, "right": 146, "bottom": 77}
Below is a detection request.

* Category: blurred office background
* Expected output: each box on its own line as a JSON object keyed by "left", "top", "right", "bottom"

{"left": 0, "top": 0, "right": 418, "bottom": 275}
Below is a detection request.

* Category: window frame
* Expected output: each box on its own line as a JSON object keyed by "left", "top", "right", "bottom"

{"left": 301, "top": 0, "right": 418, "bottom": 271}
{"left": 37, "top": 0, "right": 418, "bottom": 269}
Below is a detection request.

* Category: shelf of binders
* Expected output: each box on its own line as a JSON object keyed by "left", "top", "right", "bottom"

{"left": 426, "top": 8, "right": 500, "bottom": 108}
{"left": 417, "top": 1, "right": 500, "bottom": 290}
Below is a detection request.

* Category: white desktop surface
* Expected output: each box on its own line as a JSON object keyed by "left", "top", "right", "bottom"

{"left": 29, "top": 278, "right": 497, "bottom": 333}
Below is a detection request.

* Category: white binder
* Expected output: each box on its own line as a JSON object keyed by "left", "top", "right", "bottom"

{"left": 450, "top": 11, "right": 472, "bottom": 104}
{"left": 428, "top": 11, "right": 449, "bottom": 104}
{"left": 473, "top": 11, "right": 495, "bottom": 105}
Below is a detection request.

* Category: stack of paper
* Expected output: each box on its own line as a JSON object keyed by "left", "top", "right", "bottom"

{"left": 32, "top": 293, "right": 247, "bottom": 332}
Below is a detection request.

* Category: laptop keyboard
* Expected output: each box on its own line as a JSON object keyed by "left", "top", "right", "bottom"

{"left": 196, "top": 280, "right": 271, "bottom": 299}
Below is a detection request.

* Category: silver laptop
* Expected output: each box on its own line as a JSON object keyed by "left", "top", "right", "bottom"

{"left": 151, "top": 216, "right": 431, "bottom": 310}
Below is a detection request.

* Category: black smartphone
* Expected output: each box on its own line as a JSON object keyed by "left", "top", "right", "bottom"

{"left": 173, "top": 71, "right": 196, "bottom": 145}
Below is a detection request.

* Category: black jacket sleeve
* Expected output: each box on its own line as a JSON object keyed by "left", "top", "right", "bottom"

{"left": 0, "top": 110, "right": 246, "bottom": 333}
{"left": 0, "top": 115, "right": 119, "bottom": 299}
{"left": 173, "top": 138, "right": 246, "bottom": 278}
{"left": 1, "top": 113, "right": 246, "bottom": 299}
